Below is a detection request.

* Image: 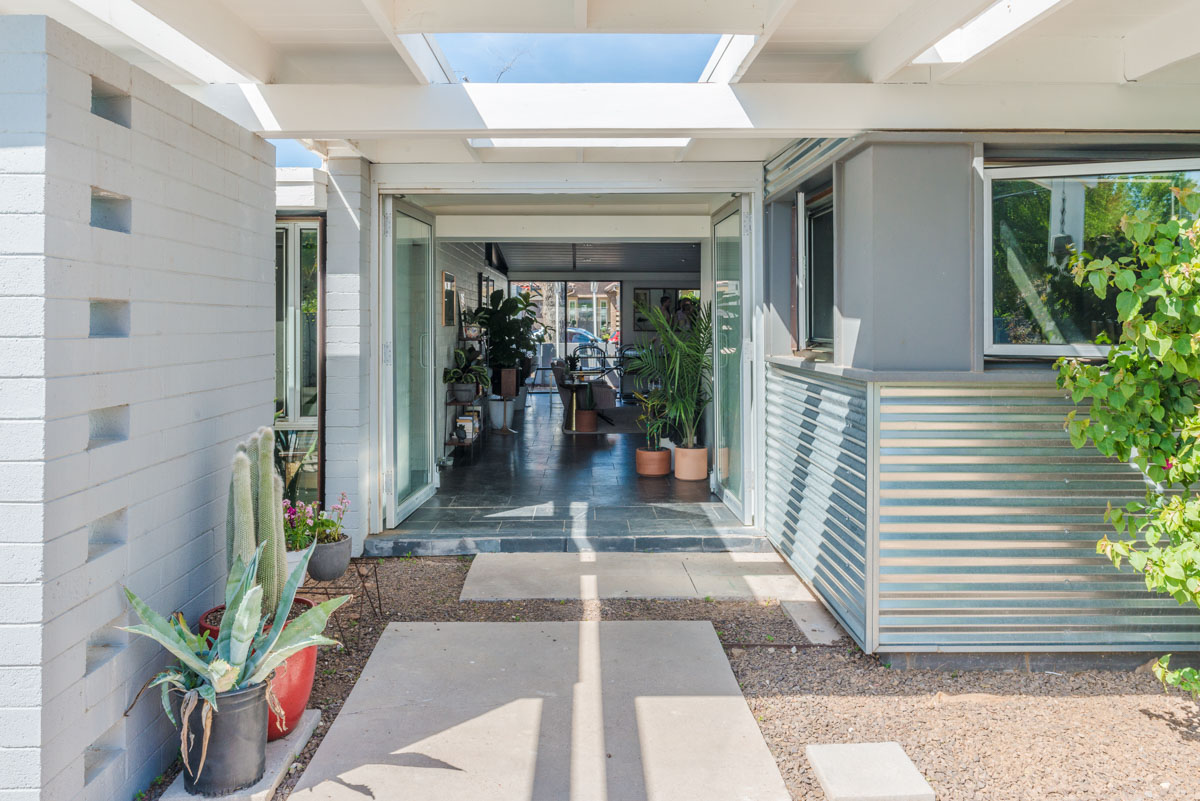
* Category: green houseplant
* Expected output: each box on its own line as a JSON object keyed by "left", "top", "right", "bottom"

{"left": 634, "top": 391, "right": 671, "bottom": 476}
{"left": 199, "top": 428, "right": 318, "bottom": 740}
{"left": 627, "top": 301, "right": 713, "bottom": 480}
{"left": 123, "top": 543, "right": 348, "bottom": 796}
{"left": 1057, "top": 189, "right": 1200, "bottom": 696}
{"left": 442, "top": 346, "right": 490, "bottom": 402}
{"left": 475, "top": 289, "right": 537, "bottom": 398}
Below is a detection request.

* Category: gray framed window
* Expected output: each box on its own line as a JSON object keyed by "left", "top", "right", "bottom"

{"left": 985, "top": 158, "right": 1200, "bottom": 358}
{"left": 801, "top": 188, "right": 834, "bottom": 347}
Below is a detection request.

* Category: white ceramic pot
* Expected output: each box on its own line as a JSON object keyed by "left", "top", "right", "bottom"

{"left": 488, "top": 396, "right": 515, "bottom": 430}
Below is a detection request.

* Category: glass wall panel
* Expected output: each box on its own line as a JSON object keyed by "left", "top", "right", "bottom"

{"left": 299, "top": 228, "right": 319, "bottom": 417}
{"left": 393, "top": 210, "right": 433, "bottom": 511}
{"left": 275, "top": 221, "right": 321, "bottom": 505}
{"left": 275, "top": 228, "right": 288, "bottom": 419}
{"left": 714, "top": 211, "right": 743, "bottom": 505}
{"left": 991, "top": 166, "right": 1199, "bottom": 351}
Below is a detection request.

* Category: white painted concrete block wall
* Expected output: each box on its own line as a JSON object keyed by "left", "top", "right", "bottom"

{"left": 324, "top": 158, "right": 371, "bottom": 552}
{"left": 0, "top": 16, "right": 275, "bottom": 801}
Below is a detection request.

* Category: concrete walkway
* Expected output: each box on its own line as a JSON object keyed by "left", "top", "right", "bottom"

{"left": 459, "top": 552, "right": 816, "bottom": 602}
{"left": 291, "top": 622, "right": 790, "bottom": 801}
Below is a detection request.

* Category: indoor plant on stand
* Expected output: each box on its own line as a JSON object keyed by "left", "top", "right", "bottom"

{"left": 633, "top": 391, "right": 671, "bottom": 476}
{"left": 198, "top": 427, "right": 320, "bottom": 740}
{"left": 122, "top": 544, "right": 347, "bottom": 796}
{"left": 628, "top": 301, "right": 713, "bottom": 480}
{"left": 284, "top": 492, "right": 354, "bottom": 582}
{"left": 574, "top": 383, "right": 598, "bottom": 432}
{"left": 442, "top": 346, "right": 490, "bottom": 402}
{"left": 475, "top": 289, "right": 537, "bottom": 430}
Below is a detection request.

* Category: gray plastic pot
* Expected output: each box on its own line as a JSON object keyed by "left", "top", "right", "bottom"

{"left": 173, "top": 682, "right": 267, "bottom": 797}
{"left": 308, "top": 535, "right": 352, "bottom": 582}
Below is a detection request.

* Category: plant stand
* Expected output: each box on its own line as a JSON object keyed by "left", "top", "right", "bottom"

{"left": 299, "top": 558, "right": 383, "bottom": 641}
{"left": 492, "top": 395, "right": 517, "bottom": 435}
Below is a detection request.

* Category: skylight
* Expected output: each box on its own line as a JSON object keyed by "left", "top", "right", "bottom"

{"left": 435, "top": 33, "right": 722, "bottom": 83}
{"left": 914, "top": 0, "right": 1067, "bottom": 65}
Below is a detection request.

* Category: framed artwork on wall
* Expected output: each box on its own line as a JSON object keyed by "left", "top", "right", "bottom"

{"left": 442, "top": 272, "right": 456, "bottom": 326}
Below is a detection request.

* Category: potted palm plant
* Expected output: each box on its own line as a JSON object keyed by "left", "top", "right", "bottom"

{"left": 627, "top": 301, "right": 712, "bottom": 480}
{"left": 634, "top": 391, "right": 671, "bottom": 476}
{"left": 123, "top": 543, "right": 348, "bottom": 796}
{"left": 442, "top": 346, "right": 490, "bottom": 402}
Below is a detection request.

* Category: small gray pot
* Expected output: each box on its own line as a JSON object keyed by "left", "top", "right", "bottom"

{"left": 307, "top": 535, "right": 352, "bottom": 582}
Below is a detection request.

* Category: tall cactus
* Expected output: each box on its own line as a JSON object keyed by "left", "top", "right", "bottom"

{"left": 225, "top": 427, "right": 288, "bottom": 615}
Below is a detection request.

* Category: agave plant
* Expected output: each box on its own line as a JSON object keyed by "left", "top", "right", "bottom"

{"left": 122, "top": 542, "right": 348, "bottom": 780}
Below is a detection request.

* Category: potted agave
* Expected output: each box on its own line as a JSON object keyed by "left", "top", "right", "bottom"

{"left": 285, "top": 492, "right": 353, "bottom": 582}
{"left": 442, "top": 346, "right": 489, "bottom": 403}
{"left": 123, "top": 543, "right": 347, "bottom": 796}
{"left": 634, "top": 391, "right": 671, "bottom": 476}
{"left": 198, "top": 428, "right": 318, "bottom": 741}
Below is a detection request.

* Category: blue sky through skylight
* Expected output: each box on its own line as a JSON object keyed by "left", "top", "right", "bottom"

{"left": 269, "top": 139, "right": 322, "bottom": 168}
{"left": 435, "top": 33, "right": 721, "bottom": 83}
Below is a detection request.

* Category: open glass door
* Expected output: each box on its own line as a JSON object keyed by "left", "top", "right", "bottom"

{"left": 712, "top": 199, "right": 751, "bottom": 522}
{"left": 382, "top": 198, "right": 437, "bottom": 526}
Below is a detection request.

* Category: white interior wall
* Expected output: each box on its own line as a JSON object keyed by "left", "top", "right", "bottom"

{"left": 0, "top": 16, "right": 275, "bottom": 801}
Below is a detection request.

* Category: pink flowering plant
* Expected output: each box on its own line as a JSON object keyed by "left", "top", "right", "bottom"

{"left": 283, "top": 492, "right": 350, "bottom": 550}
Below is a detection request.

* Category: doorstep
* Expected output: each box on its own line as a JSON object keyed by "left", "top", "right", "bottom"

{"left": 363, "top": 528, "right": 773, "bottom": 556}
{"left": 161, "top": 709, "right": 321, "bottom": 801}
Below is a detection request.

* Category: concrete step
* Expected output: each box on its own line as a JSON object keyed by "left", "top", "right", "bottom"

{"left": 363, "top": 530, "right": 773, "bottom": 557}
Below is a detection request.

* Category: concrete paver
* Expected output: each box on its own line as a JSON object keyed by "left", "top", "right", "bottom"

{"left": 291, "top": 622, "right": 790, "bottom": 801}
{"left": 459, "top": 552, "right": 811, "bottom": 602}
{"left": 805, "top": 742, "right": 935, "bottom": 801}
{"left": 782, "top": 599, "right": 845, "bottom": 645}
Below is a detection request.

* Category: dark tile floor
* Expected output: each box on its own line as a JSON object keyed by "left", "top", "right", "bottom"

{"left": 363, "top": 393, "right": 767, "bottom": 556}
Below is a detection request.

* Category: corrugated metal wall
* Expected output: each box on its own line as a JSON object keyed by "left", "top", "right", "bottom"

{"left": 764, "top": 364, "right": 870, "bottom": 644}
{"left": 764, "top": 138, "right": 848, "bottom": 199}
{"left": 876, "top": 384, "right": 1200, "bottom": 652}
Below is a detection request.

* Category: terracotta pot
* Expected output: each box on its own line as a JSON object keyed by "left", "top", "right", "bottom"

{"left": 575, "top": 409, "right": 598, "bottom": 432}
{"left": 674, "top": 446, "right": 708, "bottom": 481}
{"left": 636, "top": 447, "right": 671, "bottom": 477}
{"left": 198, "top": 597, "right": 317, "bottom": 741}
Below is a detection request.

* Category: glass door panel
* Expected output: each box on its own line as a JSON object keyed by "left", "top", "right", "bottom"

{"left": 714, "top": 210, "right": 744, "bottom": 510}
{"left": 392, "top": 209, "right": 434, "bottom": 517}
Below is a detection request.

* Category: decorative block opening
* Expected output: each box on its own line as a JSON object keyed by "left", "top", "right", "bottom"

{"left": 90, "top": 76, "right": 131, "bottom": 128}
{"left": 88, "top": 299, "right": 130, "bottom": 338}
{"left": 85, "top": 614, "right": 127, "bottom": 676}
{"left": 89, "top": 188, "right": 130, "bottom": 234}
{"left": 84, "top": 718, "right": 125, "bottom": 786}
{"left": 87, "top": 405, "right": 128, "bottom": 449}
{"left": 87, "top": 508, "right": 127, "bottom": 561}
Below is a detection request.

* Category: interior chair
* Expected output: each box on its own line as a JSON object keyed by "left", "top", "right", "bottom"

{"left": 551, "top": 359, "right": 618, "bottom": 413}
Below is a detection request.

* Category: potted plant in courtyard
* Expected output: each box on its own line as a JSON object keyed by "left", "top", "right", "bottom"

{"left": 627, "top": 301, "right": 712, "bottom": 480}
{"left": 122, "top": 544, "right": 347, "bottom": 796}
{"left": 475, "top": 289, "right": 537, "bottom": 399}
{"left": 633, "top": 391, "right": 671, "bottom": 476}
{"left": 574, "top": 382, "right": 598, "bottom": 432}
{"left": 198, "top": 428, "right": 320, "bottom": 741}
{"left": 284, "top": 492, "right": 354, "bottom": 582}
{"left": 442, "top": 346, "right": 490, "bottom": 402}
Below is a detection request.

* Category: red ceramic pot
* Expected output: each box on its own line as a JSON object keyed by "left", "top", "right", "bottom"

{"left": 198, "top": 597, "right": 317, "bottom": 741}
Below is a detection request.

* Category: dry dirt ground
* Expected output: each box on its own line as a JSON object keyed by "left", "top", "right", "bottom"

{"left": 142, "top": 556, "right": 1200, "bottom": 801}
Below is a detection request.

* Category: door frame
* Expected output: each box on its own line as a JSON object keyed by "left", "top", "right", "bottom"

{"left": 367, "top": 162, "right": 764, "bottom": 535}
{"left": 379, "top": 195, "right": 439, "bottom": 528}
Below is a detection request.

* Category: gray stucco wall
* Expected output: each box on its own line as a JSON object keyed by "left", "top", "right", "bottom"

{"left": 835, "top": 143, "right": 974, "bottom": 371}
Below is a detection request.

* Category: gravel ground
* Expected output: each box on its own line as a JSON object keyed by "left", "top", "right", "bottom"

{"left": 139, "top": 556, "right": 1200, "bottom": 801}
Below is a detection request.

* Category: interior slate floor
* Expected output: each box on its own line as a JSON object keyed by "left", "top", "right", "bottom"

{"left": 363, "top": 393, "right": 766, "bottom": 556}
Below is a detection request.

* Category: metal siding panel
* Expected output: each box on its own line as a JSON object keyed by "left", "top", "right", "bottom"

{"left": 764, "top": 138, "right": 849, "bottom": 198}
{"left": 765, "top": 365, "right": 869, "bottom": 645}
{"left": 876, "top": 383, "right": 1200, "bottom": 652}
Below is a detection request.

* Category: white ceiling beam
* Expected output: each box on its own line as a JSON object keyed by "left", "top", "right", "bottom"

{"left": 182, "top": 81, "right": 1200, "bottom": 138}
{"left": 437, "top": 215, "right": 710, "bottom": 241}
{"left": 358, "top": 0, "right": 453, "bottom": 83}
{"left": 920, "top": 0, "right": 1079, "bottom": 82}
{"left": 1122, "top": 5, "right": 1200, "bottom": 82}
{"left": 391, "top": 0, "right": 772, "bottom": 34}
{"left": 573, "top": 0, "right": 588, "bottom": 29}
{"left": 35, "top": 0, "right": 278, "bottom": 83}
{"left": 855, "top": 0, "right": 995, "bottom": 83}
{"left": 701, "top": 0, "right": 798, "bottom": 84}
